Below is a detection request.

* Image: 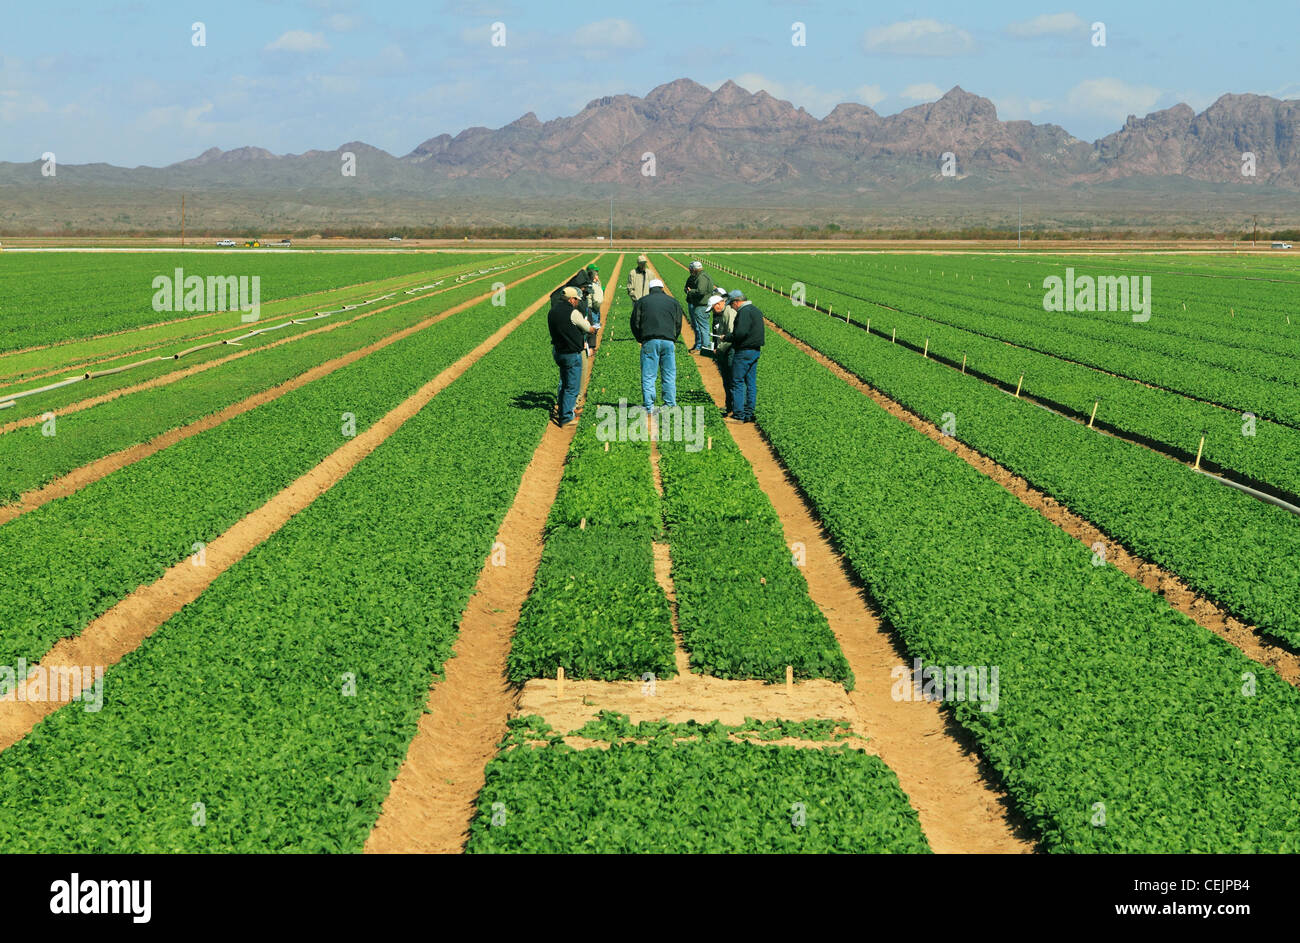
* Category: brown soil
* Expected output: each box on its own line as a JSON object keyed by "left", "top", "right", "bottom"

{"left": 0, "top": 257, "right": 575, "bottom": 435}
{"left": 362, "top": 254, "right": 616, "bottom": 855}
{"left": 0, "top": 277, "right": 571, "bottom": 753}
{"left": 0, "top": 259, "right": 580, "bottom": 528}
{"left": 766, "top": 316, "right": 1300, "bottom": 686}
{"left": 667, "top": 302, "right": 1034, "bottom": 853}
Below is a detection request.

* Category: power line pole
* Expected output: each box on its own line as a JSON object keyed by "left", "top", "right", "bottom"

{"left": 181, "top": 194, "right": 186, "bottom": 247}
{"left": 609, "top": 193, "right": 614, "bottom": 246}
{"left": 1017, "top": 195, "right": 1022, "bottom": 249}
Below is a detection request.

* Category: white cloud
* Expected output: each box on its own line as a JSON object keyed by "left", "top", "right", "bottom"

{"left": 901, "top": 83, "right": 944, "bottom": 102}
{"left": 265, "top": 31, "right": 331, "bottom": 53}
{"left": 136, "top": 102, "right": 215, "bottom": 133}
{"left": 1006, "top": 13, "right": 1088, "bottom": 38}
{"left": 863, "top": 19, "right": 975, "bottom": 57}
{"left": 994, "top": 95, "right": 1054, "bottom": 120}
{"left": 855, "top": 84, "right": 887, "bottom": 108}
{"left": 324, "top": 14, "right": 363, "bottom": 32}
{"left": 728, "top": 73, "right": 848, "bottom": 116}
{"left": 1065, "top": 78, "right": 1162, "bottom": 120}
{"left": 574, "top": 19, "right": 644, "bottom": 60}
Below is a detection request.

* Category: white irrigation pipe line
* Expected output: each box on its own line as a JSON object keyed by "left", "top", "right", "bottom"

{"left": 0, "top": 259, "right": 532, "bottom": 408}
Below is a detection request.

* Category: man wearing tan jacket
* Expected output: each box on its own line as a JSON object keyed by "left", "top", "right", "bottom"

{"left": 626, "top": 254, "right": 652, "bottom": 302}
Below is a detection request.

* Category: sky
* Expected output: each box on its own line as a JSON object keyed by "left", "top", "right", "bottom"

{"left": 2, "top": 0, "right": 1297, "bottom": 167}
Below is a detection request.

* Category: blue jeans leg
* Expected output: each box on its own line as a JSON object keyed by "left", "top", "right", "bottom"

{"left": 661, "top": 340, "right": 677, "bottom": 407}
{"left": 640, "top": 340, "right": 660, "bottom": 410}
{"left": 731, "top": 348, "right": 759, "bottom": 420}
{"left": 690, "top": 305, "right": 712, "bottom": 350}
{"left": 553, "top": 347, "right": 582, "bottom": 421}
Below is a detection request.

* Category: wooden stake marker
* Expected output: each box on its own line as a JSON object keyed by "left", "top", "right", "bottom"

{"left": 707, "top": 436, "right": 713, "bottom": 450}
{"left": 891, "top": 327, "right": 896, "bottom": 343}
{"left": 1015, "top": 374, "right": 1024, "bottom": 398}
{"left": 556, "top": 666, "right": 565, "bottom": 698}
{"left": 923, "top": 338, "right": 930, "bottom": 359}
{"left": 1194, "top": 435, "right": 1206, "bottom": 471}
{"left": 604, "top": 441, "right": 609, "bottom": 452}
{"left": 961, "top": 352, "right": 967, "bottom": 373}
{"left": 580, "top": 517, "right": 587, "bottom": 530}
{"left": 1089, "top": 399, "right": 1099, "bottom": 428}
{"left": 786, "top": 665, "right": 794, "bottom": 695}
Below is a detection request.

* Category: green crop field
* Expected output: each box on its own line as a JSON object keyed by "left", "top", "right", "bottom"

{"left": 1, "top": 245, "right": 1298, "bottom": 857}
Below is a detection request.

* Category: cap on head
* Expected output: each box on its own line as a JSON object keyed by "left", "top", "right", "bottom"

{"left": 637, "top": 254, "right": 649, "bottom": 263}
{"left": 707, "top": 294, "right": 726, "bottom": 308}
{"left": 648, "top": 278, "right": 664, "bottom": 290}
{"left": 728, "top": 289, "right": 747, "bottom": 302}
{"left": 562, "top": 287, "right": 582, "bottom": 300}
{"left": 586, "top": 264, "right": 599, "bottom": 273}
{"left": 690, "top": 260, "right": 702, "bottom": 270}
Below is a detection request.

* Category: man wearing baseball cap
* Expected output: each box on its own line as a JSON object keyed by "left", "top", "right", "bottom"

{"left": 626, "top": 254, "right": 652, "bottom": 302}
{"left": 683, "top": 260, "right": 715, "bottom": 354}
{"left": 548, "top": 286, "right": 596, "bottom": 427}
{"left": 629, "top": 278, "right": 683, "bottom": 415}
{"left": 706, "top": 293, "right": 737, "bottom": 415}
{"left": 721, "top": 289, "right": 764, "bottom": 423}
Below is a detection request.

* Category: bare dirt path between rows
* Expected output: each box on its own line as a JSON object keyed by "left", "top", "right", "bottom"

{"left": 0, "top": 258, "right": 579, "bottom": 528}
{"left": 363, "top": 255, "right": 617, "bottom": 854}
{"left": 654, "top": 260, "right": 1031, "bottom": 853}
{"left": 766, "top": 318, "right": 1300, "bottom": 687}
{"left": 0, "top": 272, "right": 578, "bottom": 754}
{"left": 0, "top": 258, "right": 571, "bottom": 435}
{"left": 692, "top": 258, "right": 1300, "bottom": 685}
{"left": 0, "top": 263, "right": 501, "bottom": 371}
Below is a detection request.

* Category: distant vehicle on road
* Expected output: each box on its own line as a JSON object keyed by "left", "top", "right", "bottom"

{"left": 216, "top": 239, "right": 236, "bottom": 247}
{"left": 388, "top": 236, "right": 403, "bottom": 242}
{"left": 1272, "top": 241, "right": 1293, "bottom": 249}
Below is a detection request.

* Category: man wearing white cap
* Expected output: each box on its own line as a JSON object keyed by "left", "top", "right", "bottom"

{"left": 629, "top": 278, "right": 683, "bottom": 414}
{"left": 706, "top": 293, "right": 736, "bottom": 414}
{"left": 626, "top": 254, "right": 652, "bottom": 302}
{"left": 683, "top": 260, "right": 715, "bottom": 354}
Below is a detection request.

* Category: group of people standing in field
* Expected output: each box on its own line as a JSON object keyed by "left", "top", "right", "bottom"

{"left": 547, "top": 253, "right": 764, "bottom": 427}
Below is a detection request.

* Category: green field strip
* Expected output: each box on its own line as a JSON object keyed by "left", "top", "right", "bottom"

{"left": 645, "top": 288, "right": 852, "bottom": 686}
{"left": 702, "top": 255, "right": 1300, "bottom": 502}
{"left": 737, "top": 324, "right": 1300, "bottom": 852}
{"left": 0, "top": 298, "right": 564, "bottom": 852}
{"left": 0, "top": 259, "right": 595, "bottom": 670}
{"left": 0, "top": 255, "right": 571, "bottom": 503}
{"left": 711, "top": 253, "right": 1300, "bottom": 425}
{"left": 0, "top": 251, "right": 518, "bottom": 354}
{"left": 506, "top": 288, "right": 677, "bottom": 682}
{"left": 464, "top": 715, "right": 930, "bottom": 853}
{"left": 0, "top": 254, "right": 535, "bottom": 397}
{"left": 701, "top": 274, "right": 1300, "bottom": 650}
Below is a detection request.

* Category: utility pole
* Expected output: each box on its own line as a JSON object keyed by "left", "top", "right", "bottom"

{"left": 1018, "top": 195, "right": 1022, "bottom": 249}
{"left": 181, "top": 194, "right": 186, "bottom": 247}
{"left": 1253, "top": 214, "right": 1258, "bottom": 249}
{"left": 609, "top": 193, "right": 614, "bottom": 246}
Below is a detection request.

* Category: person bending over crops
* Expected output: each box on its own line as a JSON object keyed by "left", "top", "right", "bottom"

{"left": 707, "top": 293, "right": 736, "bottom": 415}
{"left": 548, "top": 287, "right": 596, "bottom": 427}
{"left": 683, "top": 260, "right": 715, "bottom": 353}
{"left": 629, "top": 278, "right": 682, "bottom": 415}
{"left": 722, "top": 289, "right": 764, "bottom": 424}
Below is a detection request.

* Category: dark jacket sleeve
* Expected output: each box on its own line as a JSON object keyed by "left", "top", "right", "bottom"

{"left": 674, "top": 298, "right": 684, "bottom": 339}
{"left": 630, "top": 296, "right": 644, "bottom": 343}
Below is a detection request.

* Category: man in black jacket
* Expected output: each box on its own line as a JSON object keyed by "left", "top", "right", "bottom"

{"left": 683, "top": 260, "right": 715, "bottom": 353}
{"left": 548, "top": 287, "right": 595, "bottom": 426}
{"left": 722, "top": 289, "right": 764, "bottom": 423}
{"left": 629, "top": 278, "right": 682, "bottom": 413}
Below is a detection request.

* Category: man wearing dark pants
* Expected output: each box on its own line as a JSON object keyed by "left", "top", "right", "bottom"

{"left": 683, "top": 260, "right": 715, "bottom": 353}
{"left": 630, "top": 278, "right": 683, "bottom": 415}
{"left": 548, "top": 287, "right": 595, "bottom": 426}
{"left": 722, "top": 289, "right": 764, "bottom": 423}
{"left": 706, "top": 293, "right": 734, "bottom": 414}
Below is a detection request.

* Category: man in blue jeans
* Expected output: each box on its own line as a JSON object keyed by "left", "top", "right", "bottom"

{"left": 629, "top": 278, "right": 683, "bottom": 414}
{"left": 548, "top": 287, "right": 595, "bottom": 426}
{"left": 683, "top": 260, "right": 715, "bottom": 353}
{"left": 722, "top": 289, "right": 764, "bottom": 423}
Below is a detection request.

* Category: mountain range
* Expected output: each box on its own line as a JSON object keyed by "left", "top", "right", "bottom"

{"left": 3, "top": 78, "right": 1299, "bottom": 232}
